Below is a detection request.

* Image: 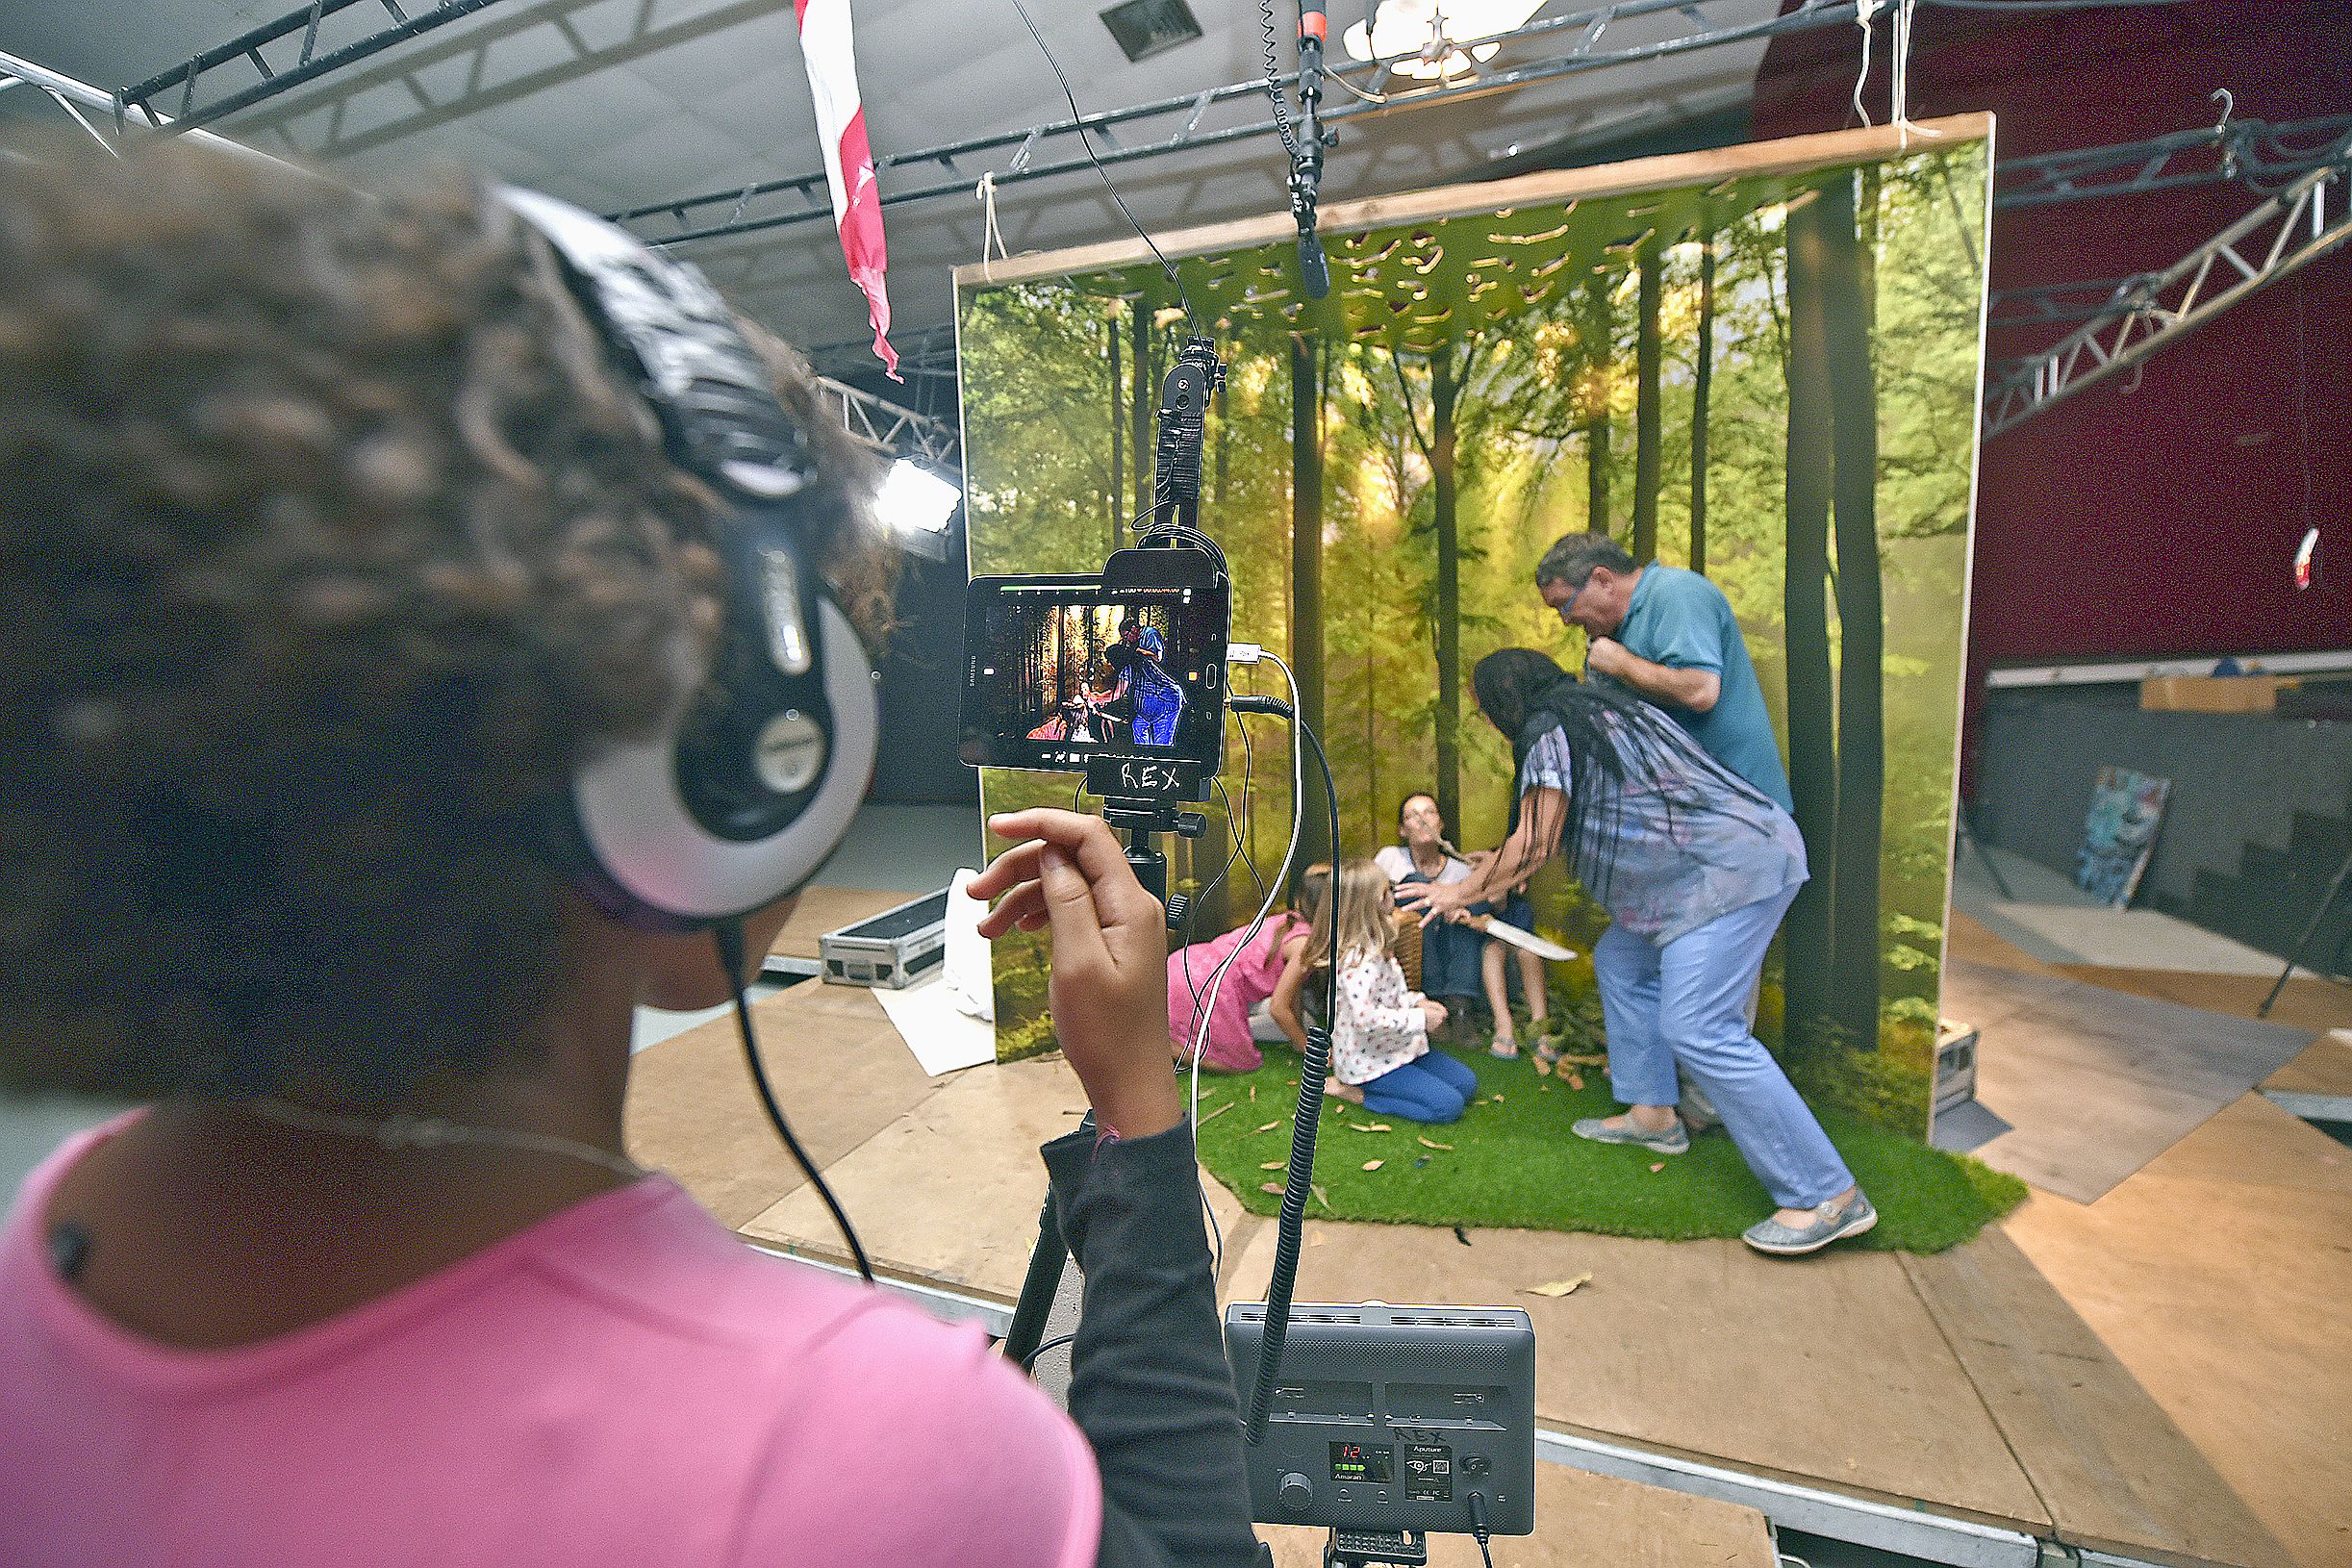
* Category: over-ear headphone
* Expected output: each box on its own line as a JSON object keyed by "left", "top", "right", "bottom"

{"left": 501, "top": 189, "right": 878, "bottom": 932}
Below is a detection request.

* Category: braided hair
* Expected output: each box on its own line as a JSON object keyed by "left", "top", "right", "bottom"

{"left": 1470, "top": 648, "right": 1729, "bottom": 903}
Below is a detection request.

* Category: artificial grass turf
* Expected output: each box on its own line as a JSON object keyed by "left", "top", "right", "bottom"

{"left": 1191, "top": 1046, "right": 2026, "bottom": 1254}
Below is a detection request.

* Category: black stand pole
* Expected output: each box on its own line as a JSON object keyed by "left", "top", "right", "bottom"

{"left": 1000, "top": 1184, "right": 1071, "bottom": 1369}
{"left": 2259, "top": 842, "right": 2352, "bottom": 1018}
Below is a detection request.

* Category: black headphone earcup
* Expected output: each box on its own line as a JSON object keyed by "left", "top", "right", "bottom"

{"left": 566, "top": 598, "right": 877, "bottom": 931}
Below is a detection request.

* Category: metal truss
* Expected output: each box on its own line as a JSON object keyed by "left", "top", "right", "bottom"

{"left": 608, "top": 0, "right": 1868, "bottom": 248}
{"left": 0, "top": 48, "right": 307, "bottom": 170}
{"left": 1984, "top": 134, "right": 2352, "bottom": 437}
{"left": 116, "top": 0, "right": 519, "bottom": 137}
{"left": 814, "top": 374, "right": 959, "bottom": 471}
{"left": 1994, "top": 113, "right": 2352, "bottom": 210}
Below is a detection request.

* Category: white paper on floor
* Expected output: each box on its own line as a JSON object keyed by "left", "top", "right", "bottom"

{"left": 874, "top": 973, "right": 998, "bottom": 1076}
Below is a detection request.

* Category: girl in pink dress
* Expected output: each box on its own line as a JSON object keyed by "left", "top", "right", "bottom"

{"left": 1167, "top": 871, "right": 1330, "bottom": 1074}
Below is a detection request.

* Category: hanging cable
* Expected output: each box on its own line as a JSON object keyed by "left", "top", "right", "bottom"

{"left": 714, "top": 921, "right": 874, "bottom": 1283}
{"left": 1010, "top": 0, "right": 1201, "bottom": 339}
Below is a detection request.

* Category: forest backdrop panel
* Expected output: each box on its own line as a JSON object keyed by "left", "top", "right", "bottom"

{"left": 960, "top": 132, "right": 1990, "bottom": 1139}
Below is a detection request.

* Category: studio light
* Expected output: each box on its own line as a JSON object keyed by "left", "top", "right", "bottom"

{"left": 1341, "top": 0, "right": 1547, "bottom": 82}
{"left": 877, "top": 457, "right": 962, "bottom": 561}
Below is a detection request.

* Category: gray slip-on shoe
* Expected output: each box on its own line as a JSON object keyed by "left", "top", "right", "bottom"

{"left": 1742, "top": 1192, "right": 1878, "bottom": 1255}
{"left": 1571, "top": 1116, "right": 1689, "bottom": 1154}
{"left": 1678, "top": 1075, "right": 1722, "bottom": 1134}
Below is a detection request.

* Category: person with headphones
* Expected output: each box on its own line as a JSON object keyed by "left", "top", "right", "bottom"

{"left": 0, "top": 147, "right": 1262, "bottom": 1568}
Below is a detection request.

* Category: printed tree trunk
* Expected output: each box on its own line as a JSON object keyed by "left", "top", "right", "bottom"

{"left": 1130, "top": 297, "right": 1151, "bottom": 527}
{"left": 1782, "top": 188, "right": 1840, "bottom": 1052}
{"left": 1632, "top": 243, "right": 1662, "bottom": 564}
{"left": 1105, "top": 315, "right": 1123, "bottom": 551}
{"left": 1583, "top": 276, "right": 1612, "bottom": 535}
{"left": 1432, "top": 348, "right": 1465, "bottom": 831}
{"left": 1290, "top": 331, "right": 1329, "bottom": 881}
{"left": 1690, "top": 237, "right": 1715, "bottom": 574}
{"left": 1823, "top": 172, "right": 1884, "bottom": 1053}
{"left": 1392, "top": 344, "right": 1471, "bottom": 831}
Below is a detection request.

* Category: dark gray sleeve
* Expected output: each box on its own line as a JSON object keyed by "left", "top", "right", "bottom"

{"left": 1041, "top": 1120, "right": 1269, "bottom": 1568}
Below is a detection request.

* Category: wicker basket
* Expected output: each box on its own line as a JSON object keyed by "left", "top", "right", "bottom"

{"left": 1389, "top": 909, "right": 1424, "bottom": 992}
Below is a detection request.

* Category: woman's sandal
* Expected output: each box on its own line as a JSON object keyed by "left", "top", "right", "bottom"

{"left": 1488, "top": 1033, "right": 1521, "bottom": 1060}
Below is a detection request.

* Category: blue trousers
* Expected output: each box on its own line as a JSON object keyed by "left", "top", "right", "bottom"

{"left": 1590, "top": 883, "right": 1855, "bottom": 1209}
{"left": 1133, "top": 689, "right": 1181, "bottom": 746}
{"left": 1361, "top": 1050, "right": 1479, "bottom": 1125}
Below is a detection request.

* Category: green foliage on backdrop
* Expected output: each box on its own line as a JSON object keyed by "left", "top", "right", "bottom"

{"left": 961, "top": 135, "right": 1989, "bottom": 1139}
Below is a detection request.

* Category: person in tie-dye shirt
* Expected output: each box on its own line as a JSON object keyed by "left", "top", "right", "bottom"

{"left": 1400, "top": 650, "right": 1876, "bottom": 1257}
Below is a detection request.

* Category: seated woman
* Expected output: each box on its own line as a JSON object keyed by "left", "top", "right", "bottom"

{"left": 1167, "top": 867, "right": 1328, "bottom": 1074}
{"left": 1373, "top": 793, "right": 1554, "bottom": 1060}
{"left": 1372, "top": 794, "right": 1480, "bottom": 1024}
{"left": 1400, "top": 650, "right": 1875, "bottom": 1256}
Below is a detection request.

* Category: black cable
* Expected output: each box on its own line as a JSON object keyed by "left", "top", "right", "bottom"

{"left": 1224, "top": 698, "right": 1341, "bottom": 1447}
{"left": 1468, "top": 1492, "right": 1496, "bottom": 1568}
{"left": 1021, "top": 1330, "right": 1078, "bottom": 1372}
{"left": 1009, "top": 0, "right": 1201, "bottom": 341}
{"left": 1259, "top": 0, "right": 1304, "bottom": 161}
{"left": 713, "top": 920, "right": 875, "bottom": 1284}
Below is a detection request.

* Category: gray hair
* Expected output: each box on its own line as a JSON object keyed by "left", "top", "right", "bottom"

{"left": 1534, "top": 532, "right": 1633, "bottom": 590}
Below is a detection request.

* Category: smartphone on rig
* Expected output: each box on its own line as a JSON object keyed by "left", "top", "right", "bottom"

{"left": 959, "top": 544, "right": 1229, "bottom": 791}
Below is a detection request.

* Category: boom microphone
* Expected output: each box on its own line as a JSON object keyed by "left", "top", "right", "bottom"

{"left": 1290, "top": 5, "right": 1331, "bottom": 300}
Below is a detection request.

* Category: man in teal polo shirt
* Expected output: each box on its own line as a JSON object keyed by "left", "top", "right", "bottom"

{"left": 1534, "top": 532, "right": 1794, "bottom": 813}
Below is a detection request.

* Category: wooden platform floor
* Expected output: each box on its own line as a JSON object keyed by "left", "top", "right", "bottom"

{"left": 624, "top": 896, "right": 2339, "bottom": 1568}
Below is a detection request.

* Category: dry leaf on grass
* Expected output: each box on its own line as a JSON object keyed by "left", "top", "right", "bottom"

{"left": 1260, "top": 1182, "right": 1285, "bottom": 1195}
{"left": 1648, "top": 1162, "right": 1665, "bottom": 1174}
{"left": 1255, "top": 1120, "right": 1281, "bottom": 1133}
{"left": 1350, "top": 1122, "right": 1393, "bottom": 1133}
{"left": 1487, "top": 1093, "right": 1506, "bottom": 1103}
{"left": 1259, "top": 1160, "right": 1285, "bottom": 1171}
{"left": 1524, "top": 1273, "right": 1592, "bottom": 1299}
{"left": 1556, "top": 1052, "right": 1606, "bottom": 1067}
{"left": 1362, "top": 1159, "right": 1383, "bottom": 1172}
{"left": 1198, "top": 1102, "right": 1234, "bottom": 1125}
{"left": 1248, "top": 1086, "right": 1256, "bottom": 1101}
{"left": 1567, "top": 1072, "right": 1585, "bottom": 1091}
{"left": 1311, "top": 1183, "right": 1331, "bottom": 1209}
{"left": 1415, "top": 1136, "right": 1454, "bottom": 1151}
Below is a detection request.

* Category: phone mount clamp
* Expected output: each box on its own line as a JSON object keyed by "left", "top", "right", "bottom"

{"left": 1093, "top": 332, "right": 1227, "bottom": 930}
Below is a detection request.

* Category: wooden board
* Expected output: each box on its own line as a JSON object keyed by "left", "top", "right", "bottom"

{"left": 768, "top": 884, "right": 921, "bottom": 963}
{"left": 2264, "top": 1031, "right": 2352, "bottom": 1098}
{"left": 741, "top": 1053, "right": 1251, "bottom": 1300}
{"left": 1946, "top": 910, "right": 2073, "bottom": 981}
{"left": 1901, "top": 1229, "right": 2292, "bottom": 1568}
{"left": 1220, "top": 1219, "right": 2050, "bottom": 1532}
{"left": 1954, "top": 956, "right": 2317, "bottom": 1202}
{"left": 621, "top": 982, "right": 943, "bottom": 1228}
{"left": 1256, "top": 1461, "right": 1775, "bottom": 1568}
{"left": 955, "top": 115, "right": 1991, "bottom": 291}
{"left": 2054, "top": 965, "right": 2352, "bottom": 1035}
{"left": 2003, "top": 1094, "right": 2352, "bottom": 1568}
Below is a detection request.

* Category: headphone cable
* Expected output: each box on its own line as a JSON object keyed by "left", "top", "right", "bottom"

{"left": 714, "top": 919, "right": 877, "bottom": 1284}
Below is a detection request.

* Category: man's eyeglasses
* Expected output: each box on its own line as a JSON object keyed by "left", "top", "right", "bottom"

{"left": 1555, "top": 575, "right": 1589, "bottom": 622}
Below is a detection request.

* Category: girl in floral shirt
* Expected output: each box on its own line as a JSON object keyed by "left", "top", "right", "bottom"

{"left": 1314, "top": 861, "right": 1479, "bottom": 1124}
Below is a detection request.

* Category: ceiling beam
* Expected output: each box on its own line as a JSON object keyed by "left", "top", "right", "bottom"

{"left": 609, "top": 0, "right": 1861, "bottom": 249}
{"left": 119, "top": 0, "right": 522, "bottom": 136}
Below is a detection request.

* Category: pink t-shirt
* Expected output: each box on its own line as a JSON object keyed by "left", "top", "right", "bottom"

{"left": 0, "top": 1121, "right": 1101, "bottom": 1568}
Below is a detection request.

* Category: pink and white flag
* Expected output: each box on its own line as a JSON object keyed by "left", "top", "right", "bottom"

{"left": 795, "top": 0, "right": 898, "bottom": 379}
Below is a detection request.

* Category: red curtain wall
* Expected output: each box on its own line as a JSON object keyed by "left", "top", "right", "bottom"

{"left": 1752, "top": 0, "right": 2352, "bottom": 681}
